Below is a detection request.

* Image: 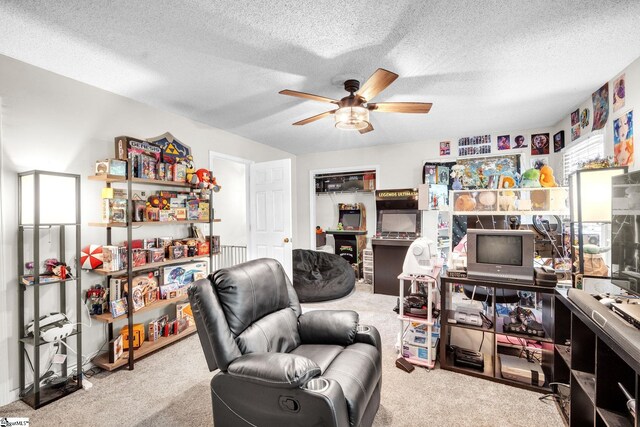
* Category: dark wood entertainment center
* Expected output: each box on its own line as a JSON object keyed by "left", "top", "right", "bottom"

{"left": 439, "top": 276, "right": 556, "bottom": 393}
{"left": 554, "top": 291, "right": 639, "bottom": 427}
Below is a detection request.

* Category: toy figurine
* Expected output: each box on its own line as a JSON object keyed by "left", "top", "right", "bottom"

{"left": 539, "top": 165, "right": 557, "bottom": 187}
{"left": 520, "top": 168, "right": 541, "bottom": 188}
{"left": 337, "top": 222, "right": 344, "bottom": 231}
{"left": 194, "top": 169, "right": 221, "bottom": 193}
{"left": 44, "top": 258, "right": 71, "bottom": 278}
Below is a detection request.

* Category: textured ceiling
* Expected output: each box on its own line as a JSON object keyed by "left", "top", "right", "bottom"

{"left": 2, "top": 1, "right": 640, "bottom": 154}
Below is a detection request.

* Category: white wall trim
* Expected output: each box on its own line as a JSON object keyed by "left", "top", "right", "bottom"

{"left": 208, "top": 150, "right": 253, "bottom": 259}
{"left": 0, "top": 99, "right": 10, "bottom": 406}
{"left": 308, "top": 164, "right": 380, "bottom": 250}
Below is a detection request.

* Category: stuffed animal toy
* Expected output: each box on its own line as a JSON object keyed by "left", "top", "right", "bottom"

{"left": 498, "top": 190, "right": 517, "bottom": 211}
{"left": 195, "top": 169, "right": 215, "bottom": 192}
{"left": 521, "top": 168, "right": 541, "bottom": 188}
{"left": 539, "top": 165, "right": 557, "bottom": 187}
{"left": 454, "top": 194, "right": 477, "bottom": 211}
{"left": 184, "top": 155, "right": 198, "bottom": 185}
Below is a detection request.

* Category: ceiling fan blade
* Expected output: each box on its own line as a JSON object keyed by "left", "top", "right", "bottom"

{"left": 368, "top": 102, "right": 432, "bottom": 114}
{"left": 279, "top": 89, "right": 338, "bottom": 104}
{"left": 356, "top": 68, "right": 399, "bottom": 101}
{"left": 292, "top": 110, "right": 336, "bottom": 126}
{"left": 359, "top": 122, "right": 374, "bottom": 134}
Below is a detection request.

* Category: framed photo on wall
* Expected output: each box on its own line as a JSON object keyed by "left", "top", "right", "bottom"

{"left": 531, "top": 133, "right": 550, "bottom": 155}
{"left": 553, "top": 131, "right": 565, "bottom": 153}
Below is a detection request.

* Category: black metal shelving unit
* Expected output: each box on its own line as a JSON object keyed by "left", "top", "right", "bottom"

{"left": 87, "top": 161, "right": 218, "bottom": 371}
{"left": 17, "top": 170, "right": 82, "bottom": 409}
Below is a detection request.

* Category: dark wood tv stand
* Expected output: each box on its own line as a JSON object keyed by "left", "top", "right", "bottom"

{"left": 439, "top": 276, "right": 556, "bottom": 393}
{"left": 554, "top": 290, "right": 639, "bottom": 426}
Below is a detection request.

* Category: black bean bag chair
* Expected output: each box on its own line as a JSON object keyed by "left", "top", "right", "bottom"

{"left": 292, "top": 249, "right": 356, "bottom": 302}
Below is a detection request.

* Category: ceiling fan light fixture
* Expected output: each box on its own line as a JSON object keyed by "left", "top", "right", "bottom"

{"left": 334, "top": 106, "right": 370, "bottom": 131}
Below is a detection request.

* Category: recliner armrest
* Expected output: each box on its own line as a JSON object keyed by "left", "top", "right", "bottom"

{"left": 298, "top": 310, "right": 358, "bottom": 346}
{"left": 355, "top": 324, "right": 382, "bottom": 354}
{"left": 227, "top": 353, "right": 320, "bottom": 388}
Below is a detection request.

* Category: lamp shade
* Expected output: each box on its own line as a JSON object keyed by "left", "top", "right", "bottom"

{"left": 19, "top": 171, "right": 79, "bottom": 225}
{"left": 335, "top": 106, "right": 370, "bottom": 130}
{"left": 570, "top": 168, "right": 626, "bottom": 222}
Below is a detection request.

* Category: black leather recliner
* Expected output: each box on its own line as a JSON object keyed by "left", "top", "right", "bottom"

{"left": 188, "top": 258, "right": 382, "bottom": 427}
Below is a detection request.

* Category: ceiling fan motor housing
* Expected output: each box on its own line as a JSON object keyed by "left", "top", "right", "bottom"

{"left": 344, "top": 79, "right": 360, "bottom": 94}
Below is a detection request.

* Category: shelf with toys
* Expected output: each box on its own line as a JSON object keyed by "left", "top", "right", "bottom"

{"left": 449, "top": 163, "right": 568, "bottom": 217}
{"left": 85, "top": 133, "right": 222, "bottom": 371}
{"left": 93, "top": 324, "right": 197, "bottom": 371}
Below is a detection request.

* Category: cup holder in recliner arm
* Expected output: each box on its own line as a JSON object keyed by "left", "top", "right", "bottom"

{"left": 357, "top": 325, "right": 370, "bottom": 333}
{"left": 302, "top": 377, "right": 330, "bottom": 393}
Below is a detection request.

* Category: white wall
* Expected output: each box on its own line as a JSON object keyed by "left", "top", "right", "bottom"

{"left": 210, "top": 157, "right": 248, "bottom": 247}
{"left": 0, "top": 54, "right": 295, "bottom": 405}
{"left": 552, "top": 55, "right": 640, "bottom": 176}
{"left": 295, "top": 126, "right": 554, "bottom": 249}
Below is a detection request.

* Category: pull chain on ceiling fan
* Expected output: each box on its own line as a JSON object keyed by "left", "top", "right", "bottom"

{"left": 279, "top": 68, "right": 432, "bottom": 134}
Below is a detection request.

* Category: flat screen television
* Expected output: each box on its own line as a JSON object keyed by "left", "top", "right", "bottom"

{"left": 611, "top": 170, "right": 640, "bottom": 295}
{"left": 467, "top": 229, "right": 535, "bottom": 284}
{"left": 376, "top": 209, "right": 421, "bottom": 238}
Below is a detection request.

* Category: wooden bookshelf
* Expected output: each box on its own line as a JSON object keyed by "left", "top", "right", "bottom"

{"left": 93, "top": 294, "right": 190, "bottom": 324}
{"left": 89, "top": 174, "right": 193, "bottom": 188}
{"left": 89, "top": 219, "right": 220, "bottom": 227}
{"left": 93, "top": 325, "right": 197, "bottom": 371}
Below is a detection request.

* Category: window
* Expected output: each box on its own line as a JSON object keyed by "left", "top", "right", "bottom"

{"left": 562, "top": 133, "right": 605, "bottom": 184}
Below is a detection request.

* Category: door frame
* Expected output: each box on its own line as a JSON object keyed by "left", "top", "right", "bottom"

{"left": 309, "top": 164, "right": 380, "bottom": 250}
{"left": 0, "top": 103, "right": 10, "bottom": 405}
{"left": 209, "top": 151, "right": 253, "bottom": 258}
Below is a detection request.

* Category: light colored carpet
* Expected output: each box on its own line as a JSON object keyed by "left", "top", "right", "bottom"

{"left": 0, "top": 285, "right": 563, "bottom": 426}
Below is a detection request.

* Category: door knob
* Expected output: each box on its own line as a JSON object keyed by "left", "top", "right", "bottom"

{"left": 283, "top": 237, "right": 291, "bottom": 243}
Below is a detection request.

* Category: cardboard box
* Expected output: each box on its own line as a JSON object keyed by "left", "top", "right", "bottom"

{"left": 115, "top": 136, "right": 161, "bottom": 161}
{"left": 121, "top": 323, "right": 145, "bottom": 350}
{"left": 402, "top": 338, "right": 438, "bottom": 363}
{"left": 163, "top": 261, "right": 209, "bottom": 286}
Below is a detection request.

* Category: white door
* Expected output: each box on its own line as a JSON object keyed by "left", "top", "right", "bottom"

{"left": 249, "top": 159, "right": 293, "bottom": 279}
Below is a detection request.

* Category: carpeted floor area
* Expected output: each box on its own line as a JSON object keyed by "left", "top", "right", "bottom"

{"left": 0, "top": 285, "right": 564, "bottom": 426}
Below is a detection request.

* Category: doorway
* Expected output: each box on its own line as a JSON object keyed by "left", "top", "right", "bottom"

{"left": 209, "top": 152, "right": 251, "bottom": 269}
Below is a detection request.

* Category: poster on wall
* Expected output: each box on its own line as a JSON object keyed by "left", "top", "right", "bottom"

{"left": 614, "top": 74, "right": 625, "bottom": 112}
{"left": 424, "top": 164, "right": 437, "bottom": 184}
{"left": 592, "top": 82, "right": 609, "bottom": 131}
{"left": 455, "top": 154, "right": 520, "bottom": 189}
{"left": 613, "top": 110, "right": 634, "bottom": 166}
{"left": 458, "top": 135, "right": 491, "bottom": 157}
{"left": 553, "top": 131, "right": 565, "bottom": 153}
{"left": 436, "top": 165, "right": 450, "bottom": 185}
{"left": 530, "top": 157, "right": 549, "bottom": 170}
{"left": 571, "top": 124, "right": 581, "bottom": 141}
{"left": 531, "top": 133, "right": 550, "bottom": 155}
{"left": 580, "top": 108, "right": 590, "bottom": 129}
{"left": 512, "top": 135, "right": 527, "bottom": 149}
{"left": 439, "top": 141, "right": 451, "bottom": 156}
{"left": 497, "top": 135, "right": 510, "bottom": 150}
{"left": 571, "top": 109, "right": 580, "bottom": 126}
